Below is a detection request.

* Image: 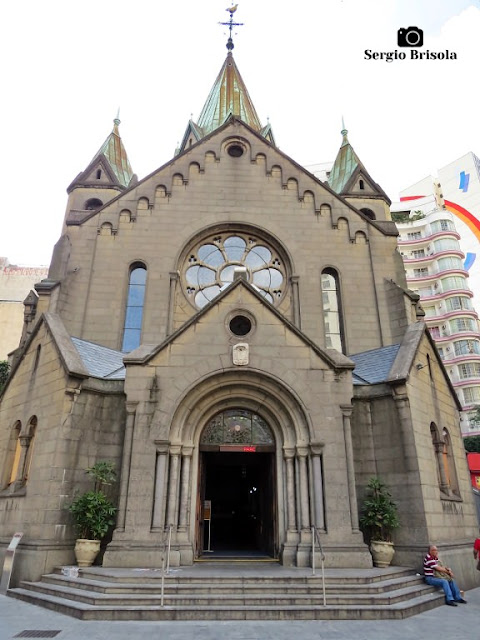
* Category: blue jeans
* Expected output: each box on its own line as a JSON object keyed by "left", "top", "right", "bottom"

{"left": 425, "top": 575, "right": 462, "bottom": 601}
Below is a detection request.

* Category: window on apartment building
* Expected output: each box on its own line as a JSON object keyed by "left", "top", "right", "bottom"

{"left": 434, "top": 238, "right": 460, "bottom": 252}
{"left": 407, "top": 231, "right": 422, "bottom": 240}
{"left": 431, "top": 219, "right": 455, "bottom": 233}
{"left": 122, "top": 262, "right": 147, "bottom": 352}
{"left": 413, "top": 267, "right": 429, "bottom": 277}
{"left": 454, "top": 339, "right": 480, "bottom": 356}
{"left": 321, "top": 268, "right": 345, "bottom": 353}
{"left": 429, "top": 326, "right": 441, "bottom": 338}
{"left": 437, "top": 347, "right": 445, "bottom": 360}
{"left": 445, "top": 296, "right": 473, "bottom": 311}
{"left": 437, "top": 257, "right": 463, "bottom": 271}
{"left": 412, "top": 249, "right": 425, "bottom": 259}
{"left": 451, "top": 317, "right": 476, "bottom": 333}
{"left": 459, "top": 363, "right": 480, "bottom": 379}
{"left": 441, "top": 276, "right": 468, "bottom": 292}
{"left": 463, "top": 387, "right": 480, "bottom": 405}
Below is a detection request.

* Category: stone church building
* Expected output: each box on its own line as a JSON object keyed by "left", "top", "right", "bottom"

{"left": 1, "top": 31, "right": 479, "bottom": 588}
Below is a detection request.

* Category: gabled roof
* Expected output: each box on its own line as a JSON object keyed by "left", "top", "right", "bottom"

{"left": 67, "top": 118, "right": 134, "bottom": 192}
{"left": 178, "top": 52, "right": 274, "bottom": 153}
{"left": 124, "top": 277, "right": 355, "bottom": 373}
{"left": 328, "top": 126, "right": 390, "bottom": 204}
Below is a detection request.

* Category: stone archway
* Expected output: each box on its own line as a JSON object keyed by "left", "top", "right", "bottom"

{"left": 150, "top": 370, "right": 326, "bottom": 567}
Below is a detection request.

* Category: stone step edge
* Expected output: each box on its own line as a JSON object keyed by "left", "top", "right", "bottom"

{"left": 8, "top": 588, "right": 443, "bottom": 613}
{"left": 41, "top": 573, "right": 425, "bottom": 593}
{"left": 13, "top": 581, "right": 437, "bottom": 606}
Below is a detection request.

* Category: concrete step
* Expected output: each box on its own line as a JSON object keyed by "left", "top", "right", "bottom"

{"left": 17, "top": 578, "right": 435, "bottom": 607}
{"left": 62, "top": 565, "right": 414, "bottom": 585}
{"left": 7, "top": 587, "right": 445, "bottom": 621}
{"left": 40, "top": 571, "right": 425, "bottom": 595}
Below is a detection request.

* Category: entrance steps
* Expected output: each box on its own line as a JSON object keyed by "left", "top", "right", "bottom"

{"left": 7, "top": 563, "right": 444, "bottom": 621}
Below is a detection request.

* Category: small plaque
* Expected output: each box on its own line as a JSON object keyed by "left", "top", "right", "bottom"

{"left": 204, "top": 500, "right": 211, "bottom": 520}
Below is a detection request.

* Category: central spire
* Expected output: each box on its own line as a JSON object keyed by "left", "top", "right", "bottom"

{"left": 176, "top": 6, "right": 275, "bottom": 154}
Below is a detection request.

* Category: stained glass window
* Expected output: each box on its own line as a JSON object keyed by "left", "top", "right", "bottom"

{"left": 200, "top": 410, "right": 274, "bottom": 445}
{"left": 183, "top": 234, "right": 286, "bottom": 308}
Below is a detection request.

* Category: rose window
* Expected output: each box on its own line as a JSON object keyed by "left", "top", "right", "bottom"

{"left": 184, "top": 234, "right": 286, "bottom": 308}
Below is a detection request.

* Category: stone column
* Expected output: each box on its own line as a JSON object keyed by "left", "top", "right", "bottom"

{"left": 310, "top": 443, "right": 325, "bottom": 531}
{"left": 297, "top": 446, "right": 311, "bottom": 530}
{"left": 284, "top": 448, "right": 297, "bottom": 531}
{"left": 341, "top": 405, "right": 359, "bottom": 531}
{"left": 290, "top": 275, "right": 301, "bottom": 329}
{"left": 151, "top": 440, "right": 170, "bottom": 530}
{"left": 116, "top": 402, "right": 137, "bottom": 531}
{"left": 166, "top": 445, "right": 181, "bottom": 527}
{"left": 178, "top": 446, "right": 193, "bottom": 531}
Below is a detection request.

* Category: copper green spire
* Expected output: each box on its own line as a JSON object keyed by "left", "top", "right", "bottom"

{"left": 177, "top": 7, "right": 274, "bottom": 154}
{"left": 197, "top": 52, "right": 263, "bottom": 135}
{"left": 328, "top": 120, "right": 363, "bottom": 194}
{"left": 94, "top": 115, "right": 134, "bottom": 188}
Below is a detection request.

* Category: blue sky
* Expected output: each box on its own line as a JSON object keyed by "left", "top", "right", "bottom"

{"left": 1, "top": 0, "right": 479, "bottom": 266}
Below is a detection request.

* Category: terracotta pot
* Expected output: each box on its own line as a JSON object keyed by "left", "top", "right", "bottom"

{"left": 370, "top": 540, "right": 395, "bottom": 568}
{"left": 74, "top": 538, "right": 101, "bottom": 567}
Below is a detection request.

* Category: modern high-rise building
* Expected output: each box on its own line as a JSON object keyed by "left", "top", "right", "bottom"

{"left": 391, "top": 193, "right": 480, "bottom": 436}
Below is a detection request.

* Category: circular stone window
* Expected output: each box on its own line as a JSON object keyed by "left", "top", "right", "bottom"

{"left": 229, "top": 315, "right": 252, "bottom": 336}
{"left": 227, "top": 144, "right": 244, "bottom": 158}
{"left": 183, "top": 232, "right": 286, "bottom": 309}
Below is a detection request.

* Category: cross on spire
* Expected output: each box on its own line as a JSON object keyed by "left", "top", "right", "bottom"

{"left": 219, "top": 5, "right": 244, "bottom": 51}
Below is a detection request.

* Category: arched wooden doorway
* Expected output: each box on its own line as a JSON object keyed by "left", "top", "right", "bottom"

{"left": 196, "top": 409, "right": 277, "bottom": 558}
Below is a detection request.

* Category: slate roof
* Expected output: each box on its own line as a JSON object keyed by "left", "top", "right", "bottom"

{"left": 71, "top": 337, "right": 125, "bottom": 380}
{"left": 350, "top": 344, "right": 401, "bottom": 385}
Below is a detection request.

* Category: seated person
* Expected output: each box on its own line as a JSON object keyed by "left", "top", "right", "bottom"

{"left": 423, "top": 544, "right": 467, "bottom": 606}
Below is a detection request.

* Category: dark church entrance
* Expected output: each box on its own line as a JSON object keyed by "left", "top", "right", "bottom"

{"left": 196, "top": 409, "right": 277, "bottom": 558}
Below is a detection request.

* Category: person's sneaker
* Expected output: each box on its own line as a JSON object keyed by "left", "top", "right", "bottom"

{"left": 446, "top": 601, "right": 458, "bottom": 606}
{"left": 455, "top": 598, "right": 467, "bottom": 603}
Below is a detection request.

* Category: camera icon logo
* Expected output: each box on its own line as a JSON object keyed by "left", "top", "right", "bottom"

{"left": 397, "top": 26, "right": 423, "bottom": 47}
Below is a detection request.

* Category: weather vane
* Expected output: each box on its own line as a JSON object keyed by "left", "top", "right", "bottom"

{"left": 219, "top": 5, "right": 243, "bottom": 51}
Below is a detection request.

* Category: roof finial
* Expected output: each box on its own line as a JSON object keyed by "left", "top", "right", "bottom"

{"left": 114, "top": 107, "right": 121, "bottom": 127}
{"left": 219, "top": 5, "right": 243, "bottom": 52}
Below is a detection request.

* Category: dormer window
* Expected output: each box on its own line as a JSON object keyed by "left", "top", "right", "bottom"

{"left": 359, "top": 179, "right": 365, "bottom": 190}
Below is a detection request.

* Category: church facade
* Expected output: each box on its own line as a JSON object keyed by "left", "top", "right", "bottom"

{"left": 1, "top": 38, "right": 479, "bottom": 588}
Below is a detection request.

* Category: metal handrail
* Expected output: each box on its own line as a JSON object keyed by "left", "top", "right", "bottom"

{"left": 160, "top": 524, "right": 173, "bottom": 607}
{"left": 311, "top": 526, "right": 326, "bottom": 606}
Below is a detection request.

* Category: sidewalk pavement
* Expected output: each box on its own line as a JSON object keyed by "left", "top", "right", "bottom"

{"left": 1, "top": 586, "right": 478, "bottom": 640}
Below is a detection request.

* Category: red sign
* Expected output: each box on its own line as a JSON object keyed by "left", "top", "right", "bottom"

{"left": 243, "top": 446, "right": 256, "bottom": 453}
{"left": 219, "top": 445, "right": 257, "bottom": 453}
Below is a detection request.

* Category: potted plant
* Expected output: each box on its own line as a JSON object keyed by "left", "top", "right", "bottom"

{"left": 68, "top": 461, "right": 117, "bottom": 567}
{"left": 359, "top": 476, "right": 400, "bottom": 568}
